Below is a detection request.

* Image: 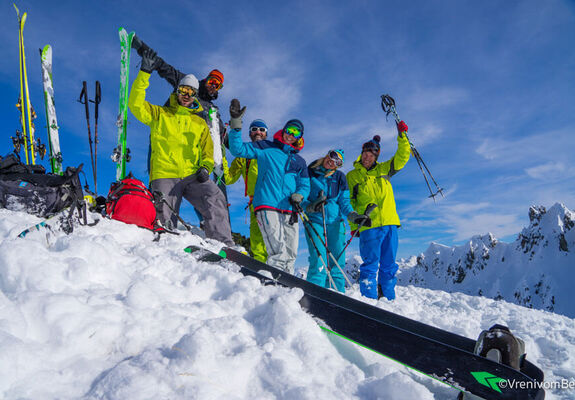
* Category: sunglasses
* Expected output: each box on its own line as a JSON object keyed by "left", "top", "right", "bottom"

{"left": 328, "top": 150, "right": 343, "bottom": 167}
{"left": 285, "top": 126, "right": 302, "bottom": 138}
{"left": 177, "top": 86, "right": 197, "bottom": 97}
{"left": 206, "top": 77, "right": 223, "bottom": 90}
{"left": 250, "top": 127, "right": 267, "bottom": 133}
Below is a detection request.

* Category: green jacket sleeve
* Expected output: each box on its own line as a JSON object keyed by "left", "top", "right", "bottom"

{"left": 128, "top": 71, "right": 161, "bottom": 126}
{"left": 226, "top": 157, "right": 245, "bottom": 185}
{"left": 377, "top": 133, "right": 411, "bottom": 177}
{"left": 346, "top": 170, "right": 361, "bottom": 231}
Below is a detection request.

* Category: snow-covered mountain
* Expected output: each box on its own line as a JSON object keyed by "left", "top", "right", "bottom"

{"left": 1, "top": 208, "right": 574, "bottom": 399}
{"left": 400, "top": 203, "right": 575, "bottom": 318}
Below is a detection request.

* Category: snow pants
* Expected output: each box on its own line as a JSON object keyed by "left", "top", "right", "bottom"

{"left": 249, "top": 204, "right": 268, "bottom": 262}
{"left": 358, "top": 225, "right": 399, "bottom": 300}
{"left": 150, "top": 175, "right": 233, "bottom": 246}
{"left": 256, "top": 209, "right": 298, "bottom": 274}
{"left": 304, "top": 220, "right": 346, "bottom": 293}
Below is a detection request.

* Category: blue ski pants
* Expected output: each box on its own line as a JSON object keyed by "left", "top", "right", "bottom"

{"left": 358, "top": 225, "right": 399, "bottom": 300}
{"left": 304, "top": 220, "right": 346, "bottom": 293}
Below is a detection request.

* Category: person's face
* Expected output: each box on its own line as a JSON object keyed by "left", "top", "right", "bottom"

{"left": 323, "top": 157, "right": 338, "bottom": 170}
{"left": 249, "top": 126, "right": 267, "bottom": 142}
{"left": 205, "top": 76, "right": 223, "bottom": 96}
{"left": 282, "top": 132, "right": 297, "bottom": 145}
{"left": 361, "top": 151, "right": 377, "bottom": 169}
{"left": 177, "top": 85, "right": 196, "bottom": 108}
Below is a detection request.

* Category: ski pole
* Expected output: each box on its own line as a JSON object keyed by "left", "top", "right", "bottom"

{"left": 294, "top": 204, "right": 353, "bottom": 289}
{"left": 292, "top": 204, "right": 337, "bottom": 290}
{"left": 380, "top": 94, "right": 444, "bottom": 201}
{"left": 91, "top": 81, "right": 101, "bottom": 195}
{"left": 152, "top": 191, "right": 194, "bottom": 233}
{"left": 318, "top": 191, "right": 330, "bottom": 273}
{"left": 334, "top": 203, "right": 378, "bottom": 262}
{"left": 78, "top": 81, "right": 97, "bottom": 194}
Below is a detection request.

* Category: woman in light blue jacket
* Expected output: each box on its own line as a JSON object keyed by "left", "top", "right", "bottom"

{"left": 302, "top": 149, "right": 365, "bottom": 292}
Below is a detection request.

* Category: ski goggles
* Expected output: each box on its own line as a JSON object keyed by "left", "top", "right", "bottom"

{"left": 206, "top": 76, "right": 223, "bottom": 90}
{"left": 284, "top": 125, "right": 303, "bottom": 138}
{"left": 328, "top": 150, "right": 344, "bottom": 167}
{"left": 250, "top": 127, "right": 267, "bottom": 133}
{"left": 177, "top": 85, "right": 197, "bottom": 97}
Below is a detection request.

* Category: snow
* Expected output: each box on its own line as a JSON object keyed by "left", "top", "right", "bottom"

{"left": 1, "top": 208, "right": 574, "bottom": 399}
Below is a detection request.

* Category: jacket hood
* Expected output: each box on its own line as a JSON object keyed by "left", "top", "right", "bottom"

{"left": 273, "top": 130, "right": 304, "bottom": 152}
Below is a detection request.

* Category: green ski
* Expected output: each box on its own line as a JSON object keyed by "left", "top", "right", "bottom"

{"left": 112, "top": 27, "right": 135, "bottom": 181}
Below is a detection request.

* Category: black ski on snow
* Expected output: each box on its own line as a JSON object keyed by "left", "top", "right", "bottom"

{"left": 184, "top": 245, "right": 545, "bottom": 400}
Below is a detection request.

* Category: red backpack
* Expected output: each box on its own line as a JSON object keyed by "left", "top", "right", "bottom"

{"left": 106, "top": 175, "right": 161, "bottom": 231}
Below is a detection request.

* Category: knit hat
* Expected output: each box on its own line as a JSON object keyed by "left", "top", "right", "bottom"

{"left": 283, "top": 119, "right": 304, "bottom": 136}
{"left": 362, "top": 135, "right": 381, "bottom": 157}
{"left": 178, "top": 74, "right": 199, "bottom": 90}
{"left": 207, "top": 69, "right": 224, "bottom": 84}
{"left": 249, "top": 119, "right": 268, "bottom": 130}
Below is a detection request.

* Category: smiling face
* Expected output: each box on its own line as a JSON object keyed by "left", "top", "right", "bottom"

{"left": 282, "top": 132, "right": 297, "bottom": 145}
{"left": 176, "top": 85, "right": 196, "bottom": 108}
{"left": 361, "top": 151, "right": 377, "bottom": 169}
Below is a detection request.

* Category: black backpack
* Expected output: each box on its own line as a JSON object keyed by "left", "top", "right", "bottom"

{"left": 0, "top": 154, "right": 85, "bottom": 219}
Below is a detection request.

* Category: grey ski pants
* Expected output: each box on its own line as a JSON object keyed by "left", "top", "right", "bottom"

{"left": 256, "top": 209, "right": 299, "bottom": 274}
{"left": 150, "top": 174, "right": 233, "bottom": 246}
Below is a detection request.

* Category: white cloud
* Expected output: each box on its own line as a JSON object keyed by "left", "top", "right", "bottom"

{"left": 525, "top": 161, "right": 575, "bottom": 180}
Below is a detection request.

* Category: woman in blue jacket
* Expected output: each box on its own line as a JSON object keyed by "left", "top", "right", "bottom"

{"left": 303, "top": 150, "right": 366, "bottom": 292}
{"left": 228, "top": 99, "right": 310, "bottom": 274}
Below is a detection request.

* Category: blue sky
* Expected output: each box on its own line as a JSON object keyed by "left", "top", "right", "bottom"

{"left": 1, "top": 0, "right": 574, "bottom": 265}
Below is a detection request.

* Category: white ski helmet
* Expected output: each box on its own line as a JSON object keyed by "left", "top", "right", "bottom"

{"left": 178, "top": 74, "right": 199, "bottom": 90}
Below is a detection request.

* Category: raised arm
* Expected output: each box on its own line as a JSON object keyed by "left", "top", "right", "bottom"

{"left": 132, "top": 34, "right": 185, "bottom": 89}
{"left": 128, "top": 71, "right": 161, "bottom": 126}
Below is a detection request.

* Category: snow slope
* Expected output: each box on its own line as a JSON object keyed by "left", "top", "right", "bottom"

{"left": 401, "top": 203, "right": 575, "bottom": 318}
{"left": 1, "top": 209, "right": 574, "bottom": 399}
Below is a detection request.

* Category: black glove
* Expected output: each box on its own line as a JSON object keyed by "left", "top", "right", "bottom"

{"left": 305, "top": 194, "right": 327, "bottom": 213}
{"left": 196, "top": 167, "right": 210, "bottom": 183}
{"left": 348, "top": 211, "right": 371, "bottom": 226}
{"left": 229, "top": 99, "right": 246, "bottom": 130}
{"left": 290, "top": 193, "right": 304, "bottom": 206}
{"left": 140, "top": 48, "right": 159, "bottom": 73}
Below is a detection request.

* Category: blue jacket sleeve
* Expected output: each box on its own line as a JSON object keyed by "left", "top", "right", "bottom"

{"left": 295, "top": 166, "right": 311, "bottom": 199}
{"left": 228, "top": 129, "right": 260, "bottom": 159}
{"left": 337, "top": 188, "right": 355, "bottom": 218}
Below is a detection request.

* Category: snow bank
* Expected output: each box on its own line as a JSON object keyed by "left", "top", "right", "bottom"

{"left": 0, "top": 209, "right": 574, "bottom": 399}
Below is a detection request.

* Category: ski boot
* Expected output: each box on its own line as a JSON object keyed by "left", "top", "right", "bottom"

{"left": 457, "top": 324, "right": 526, "bottom": 399}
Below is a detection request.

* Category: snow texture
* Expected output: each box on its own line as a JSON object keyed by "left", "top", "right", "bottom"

{"left": 0, "top": 208, "right": 574, "bottom": 399}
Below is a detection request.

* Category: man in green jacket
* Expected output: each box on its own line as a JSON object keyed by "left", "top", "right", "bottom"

{"left": 128, "top": 49, "right": 233, "bottom": 246}
{"left": 346, "top": 121, "right": 410, "bottom": 300}
{"left": 225, "top": 119, "right": 268, "bottom": 262}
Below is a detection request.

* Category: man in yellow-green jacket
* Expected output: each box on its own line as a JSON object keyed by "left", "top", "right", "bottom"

{"left": 346, "top": 120, "right": 410, "bottom": 300}
{"left": 225, "top": 119, "right": 268, "bottom": 262}
{"left": 128, "top": 49, "right": 233, "bottom": 246}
